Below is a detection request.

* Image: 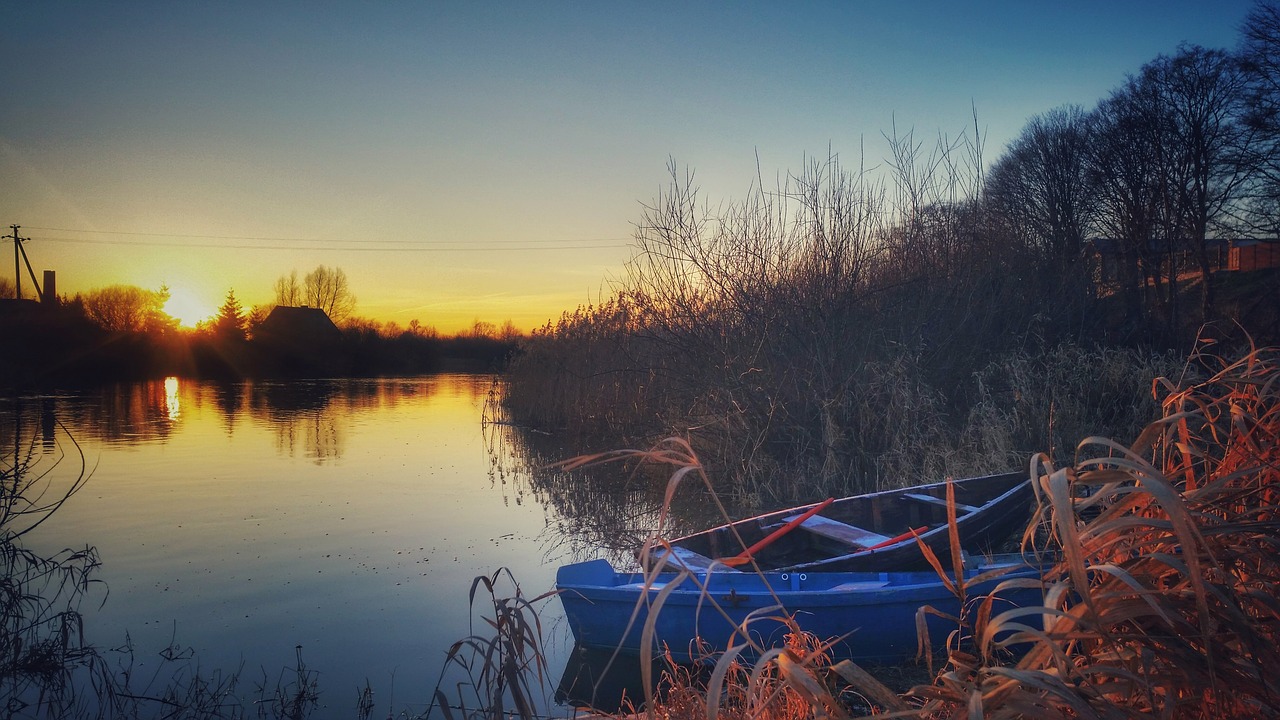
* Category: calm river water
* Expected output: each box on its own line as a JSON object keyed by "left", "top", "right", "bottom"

{"left": 6, "top": 375, "right": 651, "bottom": 716}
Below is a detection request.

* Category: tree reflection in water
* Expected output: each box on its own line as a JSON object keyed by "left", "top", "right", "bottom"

{"left": 481, "top": 380, "right": 737, "bottom": 569}
{"left": 12, "top": 377, "right": 482, "bottom": 468}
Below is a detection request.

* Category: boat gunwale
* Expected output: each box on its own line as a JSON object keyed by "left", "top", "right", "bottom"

{"left": 660, "top": 471, "right": 1033, "bottom": 572}
{"left": 559, "top": 554, "right": 1044, "bottom": 600}
{"left": 781, "top": 474, "right": 1033, "bottom": 571}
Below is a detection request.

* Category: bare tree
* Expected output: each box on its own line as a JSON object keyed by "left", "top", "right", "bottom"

{"left": 984, "top": 106, "right": 1099, "bottom": 336}
{"left": 1143, "top": 44, "right": 1253, "bottom": 319}
{"left": 0, "top": 276, "right": 35, "bottom": 300}
{"left": 273, "top": 270, "right": 302, "bottom": 306}
{"left": 986, "top": 105, "right": 1096, "bottom": 271}
{"left": 1087, "top": 76, "right": 1171, "bottom": 332}
{"left": 1238, "top": 1, "right": 1280, "bottom": 232}
{"left": 302, "top": 265, "right": 356, "bottom": 322}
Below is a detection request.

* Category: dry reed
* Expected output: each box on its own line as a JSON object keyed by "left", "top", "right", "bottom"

{"left": 429, "top": 568, "right": 558, "bottom": 720}
{"left": 822, "top": 340, "right": 1279, "bottom": 718}
{"left": 560, "top": 339, "right": 1280, "bottom": 720}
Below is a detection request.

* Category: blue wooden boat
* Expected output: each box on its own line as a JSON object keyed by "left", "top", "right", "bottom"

{"left": 557, "top": 554, "right": 1044, "bottom": 664}
{"left": 647, "top": 471, "right": 1034, "bottom": 574}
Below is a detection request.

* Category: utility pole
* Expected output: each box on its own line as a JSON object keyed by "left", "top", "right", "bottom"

{"left": 9, "top": 225, "right": 18, "bottom": 300}
{"left": 7, "top": 225, "right": 43, "bottom": 301}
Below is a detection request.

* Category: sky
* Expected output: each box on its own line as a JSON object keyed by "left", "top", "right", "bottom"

{"left": 0, "top": 1, "right": 1262, "bottom": 333}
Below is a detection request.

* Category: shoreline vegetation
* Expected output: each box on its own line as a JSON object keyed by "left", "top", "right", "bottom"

{"left": 5, "top": 339, "right": 1274, "bottom": 718}
{"left": 0, "top": 298, "right": 520, "bottom": 389}
{"left": 503, "top": 3, "right": 1280, "bottom": 507}
{"left": 6, "top": 4, "right": 1280, "bottom": 717}
{"left": 539, "top": 339, "right": 1278, "bottom": 720}
{"left": 499, "top": 144, "right": 1274, "bottom": 507}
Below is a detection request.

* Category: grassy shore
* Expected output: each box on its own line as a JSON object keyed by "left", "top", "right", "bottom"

{"left": 6, "top": 339, "right": 1275, "bottom": 718}
{"left": 538, "top": 340, "right": 1279, "bottom": 719}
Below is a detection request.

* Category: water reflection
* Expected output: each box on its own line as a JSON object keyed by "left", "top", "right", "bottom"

{"left": 164, "top": 376, "right": 181, "bottom": 421}
{"left": 481, "top": 384, "right": 669, "bottom": 569}
{"left": 5, "top": 377, "right": 716, "bottom": 565}
{"left": 556, "top": 644, "right": 661, "bottom": 712}
{"left": 481, "top": 379, "right": 765, "bottom": 574}
{"left": 3, "top": 377, "right": 491, "bottom": 465}
{"left": 245, "top": 381, "right": 345, "bottom": 462}
{"left": 10, "top": 374, "right": 566, "bottom": 715}
{"left": 3, "top": 375, "right": 727, "bottom": 715}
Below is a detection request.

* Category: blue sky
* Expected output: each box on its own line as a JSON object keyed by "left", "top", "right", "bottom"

{"left": 0, "top": 1, "right": 1260, "bottom": 331}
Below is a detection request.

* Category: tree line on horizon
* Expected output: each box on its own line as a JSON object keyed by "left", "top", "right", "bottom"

{"left": 502, "top": 1, "right": 1280, "bottom": 505}
{"left": 0, "top": 263, "right": 522, "bottom": 386}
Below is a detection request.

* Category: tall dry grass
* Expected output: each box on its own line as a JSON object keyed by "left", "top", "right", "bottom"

{"left": 951, "top": 338, "right": 1280, "bottom": 719}
{"left": 504, "top": 142, "right": 1135, "bottom": 508}
{"left": 956, "top": 343, "right": 1183, "bottom": 473}
{"left": 524, "top": 340, "right": 1276, "bottom": 720}
{"left": 625, "top": 339, "right": 1278, "bottom": 719}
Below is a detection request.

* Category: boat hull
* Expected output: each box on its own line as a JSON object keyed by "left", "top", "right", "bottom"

{"left": 557, "top": 556, "right": 1043, "bottom": 664}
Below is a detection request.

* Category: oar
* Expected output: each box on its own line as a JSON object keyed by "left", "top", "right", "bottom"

{"left": 718, "top": 497, "right": 836, "bottom": 567}
{"left": 864, "top": 526, "right": 929, "bottom": 550}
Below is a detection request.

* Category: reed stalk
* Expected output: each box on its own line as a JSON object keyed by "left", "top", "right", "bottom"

{"left": 547, "top": 339, "right": 1278, "bottom": 719}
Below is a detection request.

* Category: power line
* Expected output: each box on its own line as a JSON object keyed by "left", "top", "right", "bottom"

{"left": 22, "top": 225, "right": 632, "bottom": 247}
{"left": 28, "top": 235, "right": 630, "bottom": 252}
{"left": 24, "top": 226, "right": 328, "bottom": 242}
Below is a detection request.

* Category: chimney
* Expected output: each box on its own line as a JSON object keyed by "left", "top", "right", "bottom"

{"left": 42, "top": 270, "right": 57, "bottom": 305}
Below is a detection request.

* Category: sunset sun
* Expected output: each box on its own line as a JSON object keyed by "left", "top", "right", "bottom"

{"left": 163, "top": 287, "right": 215, "bottom": 328}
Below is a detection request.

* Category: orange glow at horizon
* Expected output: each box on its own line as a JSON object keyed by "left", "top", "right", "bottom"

{"left": 163, "top": 286, "right": 217, "bottom": 328}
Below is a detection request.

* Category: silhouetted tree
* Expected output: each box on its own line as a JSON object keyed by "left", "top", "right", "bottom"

{"left": 274, "top": 270, "right": 303, "bottom": 306}
{"left": 468, "top": 320, "right": 498, "bottom": 339}
{"left": 303, "top": 265, "right": 356, "bottom": 322}
{"left": 1239, "top": 0, "right": 1280, "bottom": 232}
{"left": 1087, "top": 75, "right": 1170, "bottom": 335}
{"left": 0, "top": 276, "right": 35, "bottom": 300}
{"left": 245, "top": 305, "right": 270, "bottom": 338}
{"left": 985, "top": 105, "right": 1098, "bottom": 336}
{"left": 80, "top": 284, "right": 173, "bottom": 333}
{"left": 1143, "top": 44, "right": 1253, "bottom": 319}
{"left": 213, "top": 289, "right": 247, "bottom": 342}
{"left": 986, "top": 105, "right": 1096, "bottom": 270}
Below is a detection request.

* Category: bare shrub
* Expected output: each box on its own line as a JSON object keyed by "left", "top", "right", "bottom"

{"left": 507, "top": 127, "right": 1107, "bottom": 505}
{"left": 508, "top": 144, "right": 1012, "bottom": 505}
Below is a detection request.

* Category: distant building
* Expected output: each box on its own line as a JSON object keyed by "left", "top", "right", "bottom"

{"left": 1229, "top": 239, "right": 1280, "bottom": 272}
{"left": 252, "top": 305, "right": 344, "bottom": 376}
{"left": 255, "top": 305, "right": 342, "bottom": 345}
{"left": 1086, "top": 237, "right": 1237, "bottom": 284}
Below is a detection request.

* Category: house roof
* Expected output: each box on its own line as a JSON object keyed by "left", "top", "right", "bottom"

{"left": 1086, "top": 237, "right": 1257, "bottom": 254}
{"left": 257, "top": 305, "right": 341, "bottom": 342}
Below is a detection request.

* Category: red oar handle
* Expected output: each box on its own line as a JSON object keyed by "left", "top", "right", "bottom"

{"left": 720, "top": 497, "right": 836, "bottom": 567}
{"left": 865, "top": 526, "right": 929, "bottom": 550}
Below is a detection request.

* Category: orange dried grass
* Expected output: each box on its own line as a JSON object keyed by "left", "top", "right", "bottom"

{"left": 887, "top": 340, "right": 1280, "bottom": 719}
{"left": 580, "top": 341, "right": 1278, "bottom": 720}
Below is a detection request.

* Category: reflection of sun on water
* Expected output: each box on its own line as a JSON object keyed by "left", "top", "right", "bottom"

{"left": 164, "top": 376, "right": 181, "bottom": 421}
